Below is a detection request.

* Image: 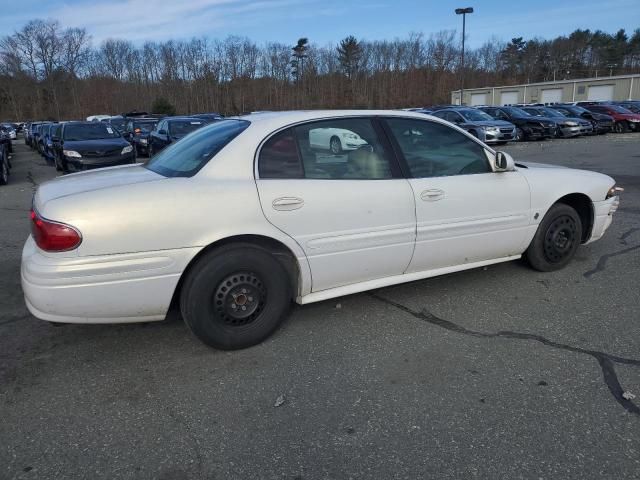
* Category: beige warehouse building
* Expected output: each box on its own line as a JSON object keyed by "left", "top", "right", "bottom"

{"left": 451, "top": 74, "right": 640, "bottom": 106}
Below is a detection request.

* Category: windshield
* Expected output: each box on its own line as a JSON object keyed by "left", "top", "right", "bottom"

{"left": 133, "top": 120, "right": 158, "bottom": 133}
{"left": 63, "top": 123, "right": 122, "bottom": 141}
{"left": 459, "top": 109, "right": 494, "bottom": 121}
{"left": 169, "top": 120, "right": 205, "bottom": 137}
{"left": 604, "top": 105, "right": 633, "bottom": 114}
{"left": 541, "top": 108, "right": 564, "bottom": 118}
{"left": 145, "top": 120, "right": 250, "bottom": 177}
{"left": 503, "top": 106, "right": 531, "bottom": 117}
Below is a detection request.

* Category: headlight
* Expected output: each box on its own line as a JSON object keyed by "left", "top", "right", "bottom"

{"left": 606, "top": 185, "right": 624, "bottom": 199}
{"left": 139, "top": 138, "right": 148, "bottom": 145}
{"left": 629, "top": 118, "right": 640, "bottom": 122}
{"left": 121, "top": 145, "right": 133, "bottom": 155}
{"left": 342, "top": 133, "right": 359, "bottom": 140}
{"left": 563, "top": 121, "right": 578, "bottom": 127}
{"left": 63, "top": 150, "right": 82, "bottom": 158}
{"left": 485, "top": 126, "right": 500, "bottom": 132}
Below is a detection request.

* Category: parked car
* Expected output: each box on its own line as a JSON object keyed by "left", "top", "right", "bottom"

{"left": 52, "top": 121, "right": 135, "bottom": 172}
{"left": 479, "top": 106, "right": 556, "bottom": 141}
{"left": 40, "top": 123, "right": 59, "bottom": 164}
{"left": 0, "top": 127, "right": 12, "bottom": 171}
{"left": 22, "top": 111, "right": 621, "bottom": 349}
{"left": 148, "top": 117, "right": 207, "bottom": 156}
{"left": 582, "top": 104, "right": 640, "bottom": 133}
{"left": 308, "top": 126, "right": 369, "bottom": 153}
{"left": 101, "top": 115, "right": 127, "bottom": 133}
{"left": 34, "top": 124, "right": 51, "bottom": 155}
{"left": 547, "top": 105, "right": 613, "bottom": 134}
{"left": 86, "top": 115, "right": 111, "bottom": 122}
{"left": 521, "top": 106, "right": 592, "bottom": 137}
{"left": 1, "top": 124, "right": 17, "bottom": 140}
{"left": 431, "top": 107, "right": 516, "bottom": 144}
{"left": 0, "top": 134, "right": 10, "bottom": 185}
{"left": 123, "top": 117, "right": 159, "bottom": 157}
{"left": 27, "top": 122, "right": 44, "bottom": 148}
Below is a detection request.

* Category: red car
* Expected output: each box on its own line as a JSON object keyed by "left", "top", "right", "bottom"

{"left": 584, "top": 104, "right": 640, "bottom": 133}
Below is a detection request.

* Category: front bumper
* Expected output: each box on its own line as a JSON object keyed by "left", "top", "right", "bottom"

{"left": 558, "top": 125, "right": 582, "bottom": 137}
{"left": 66, "top": 152, "right": 136, "bottom": 171}
{"left": 484, "top": 128, "right": 515, "bottom": 143}
{"left": 586, "top": 196, "right": 619, "bottom": 244}
{"left": 21, "top": 236, "right": 200, "bottom": 324}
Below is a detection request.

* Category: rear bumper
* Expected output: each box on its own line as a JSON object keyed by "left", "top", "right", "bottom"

{"left": 586, "top": 196, "right": 619, "bottom": 244}
{"left": 21, "top": 236, "right": 200, "bottom": 324}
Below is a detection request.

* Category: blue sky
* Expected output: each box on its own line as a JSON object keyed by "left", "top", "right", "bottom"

{"left": 0, "top": 0, "right": 638, "bottom": 47}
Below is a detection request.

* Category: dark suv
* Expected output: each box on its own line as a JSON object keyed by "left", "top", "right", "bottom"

{"left": 547, "top": 105, "right": 614, "bottom": 134}
{"left": 123, "top": 118, "right": 159, "bottom": 157}
{"left": 478, "top": 106, "right": 556, "bottom": 141}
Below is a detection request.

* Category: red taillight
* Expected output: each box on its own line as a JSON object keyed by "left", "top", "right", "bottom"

{"left": 30, "top": 210, "right": 82, "bottom": 252}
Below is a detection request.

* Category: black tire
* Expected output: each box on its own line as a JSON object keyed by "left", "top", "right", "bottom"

{"left": 329, "top": 136, "right": 342, "bottom": 155}
{"left": 54, "top": 154, "right": 62, "bottom": 172}
{"left": 515, "top": 127, "right": 525, "bottom": 142}
{"left": 525, "top": 203, "right": 582, "bottom": 272}
{"left": 614, "top": 121, "right": 628, "bottom": 134}
{"left": 0, "top": 157, "right": 8, "bottom": 185}
{"left": 180, "top": 244, "right": 292, "bottom": 350}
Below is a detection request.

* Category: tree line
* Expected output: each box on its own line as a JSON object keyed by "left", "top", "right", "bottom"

{"left": 0, "top": 19, "right": 639, "bottom": 120}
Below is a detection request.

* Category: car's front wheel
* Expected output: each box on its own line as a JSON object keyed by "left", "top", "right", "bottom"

{"left": 525, "top": 203, "right": 582, "bottom": 272}
{"left": 614, "top": 121, "right": 628, "bottom": 133}
{"left": 180, "top": 244, "right": 292, "bottom": 350}
{"left": 329, "top": 136, "right": 342, "bottom": 154}
{"left": 515, "top": 127, "right": 525, "bottom": 142}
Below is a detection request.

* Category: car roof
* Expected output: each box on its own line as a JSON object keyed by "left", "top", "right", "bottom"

{"left": 165, "top": 116, "right": 207, "bottom": 122}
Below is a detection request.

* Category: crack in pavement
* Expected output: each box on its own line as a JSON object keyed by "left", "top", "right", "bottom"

{"left": 583, "top": 243, "right": 640, "bottom": 278}
{"left": 370, "top": 293, "right": 640, "bottom": 416}
{"left": 619, "top": 227, "right": 640, "bottom": 245}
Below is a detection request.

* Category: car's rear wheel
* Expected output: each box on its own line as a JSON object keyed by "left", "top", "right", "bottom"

{"left": 180, "top": 244, "right": 292, "bottom": 350}
{"left": 525, "top": 203, "right": 582, "bottom": 272}
{"left": 515, "top": 127, "right": 525, "bottom": 142}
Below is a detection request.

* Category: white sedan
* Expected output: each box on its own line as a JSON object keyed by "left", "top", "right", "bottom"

{"left": 309, "top": 126, "right": 369, "bottom": 154}
{"left": 22, "top": 111, "right": 621, "bottom": 349}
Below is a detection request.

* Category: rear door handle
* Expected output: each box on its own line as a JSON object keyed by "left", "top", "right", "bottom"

{"left": 272, "top": 197, "right": 304, "bottom": 211}
{"left": 420, "top": 189, "right": 445, "bottom": 201}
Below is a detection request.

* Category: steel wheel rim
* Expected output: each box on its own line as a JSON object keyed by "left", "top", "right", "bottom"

{"left": 543, "top": 215, "right": 577, "bottom": 263}
{"left": 213, "top": 272, "right": 266, "bottom": 327}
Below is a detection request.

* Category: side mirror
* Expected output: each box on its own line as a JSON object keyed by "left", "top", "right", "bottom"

{"left": 495, "top": 151, "right": 515, "bottom": 172}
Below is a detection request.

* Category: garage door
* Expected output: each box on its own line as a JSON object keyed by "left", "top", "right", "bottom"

{"left": 470, "top": 93, "right": 487, "bottom": 106}
{"left": 541, "top": 88, "right": 563, "bottom": 104}
{"left": 500, "top": 91, "right": 518, "bottom": 105}
{"left": 588, "top": 85, "right": 614, "bottom": 101}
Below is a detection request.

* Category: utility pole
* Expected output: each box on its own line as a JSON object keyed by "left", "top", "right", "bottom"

{"left": 455, "top": 7, "right": 473, "bottom": 106}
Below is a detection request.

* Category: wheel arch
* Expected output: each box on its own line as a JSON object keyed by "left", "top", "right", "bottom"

{"left": 168, "top": 234, "right": 304, "bottom": 315}
{"left": 554, "top": 193, "right": 594, "bottom": 243}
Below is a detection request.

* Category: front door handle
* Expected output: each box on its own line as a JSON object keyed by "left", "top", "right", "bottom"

{"left": 420, "top": 189, "right": 445, "bottom": 201}
{"left": 272, "top": 197, "right": 304, "bottom": 211}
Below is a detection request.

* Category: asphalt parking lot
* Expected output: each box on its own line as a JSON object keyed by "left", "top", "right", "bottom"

{"left": 1, "top": 134, "right": 639, "bottom": 480}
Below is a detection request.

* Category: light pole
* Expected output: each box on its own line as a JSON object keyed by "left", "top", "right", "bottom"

{"left": 455, "top": 7, "right": 473, "bottom": 105}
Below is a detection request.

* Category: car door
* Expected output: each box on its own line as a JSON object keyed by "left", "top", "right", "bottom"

{"left": 255, "top": 117, "right": 417, "bottom": 292}
{"left": 383, "top": 117, "right": 531, "bottom": 273}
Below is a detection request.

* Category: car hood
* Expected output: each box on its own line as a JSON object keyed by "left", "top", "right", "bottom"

{"left": 62, "top": 138, "right": 129, "bottom": 153}
{"left": 34, "top": 164, "right": 164, "bottom": 211}
{"left": 516, "top": 161, "right": 567, "bottom": 169}
{"left": 468, "top": 120, "right": 514, "bottom": 128}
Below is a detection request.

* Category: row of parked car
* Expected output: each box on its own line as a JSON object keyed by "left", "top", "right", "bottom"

{"left": 406, "top": 100, "right": 640, "bottom": 143}
{"left": 22, "top": 112, "right": 223, "bottom": 174}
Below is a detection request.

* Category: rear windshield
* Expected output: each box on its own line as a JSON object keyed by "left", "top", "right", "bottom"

{"left": 133, "top": 120, "right": 158, "bottom": 132}
{"left": 63, "top": 123, "right": 122, "bottom": 141}
{"left": 145, "top": 120, "right": 249, "bottom": 178}
{"left": 169, "top": 120, "right": 205, "bottom": 136}
{"left": 460, "top": 109, "right": 494, "bottom": 121}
